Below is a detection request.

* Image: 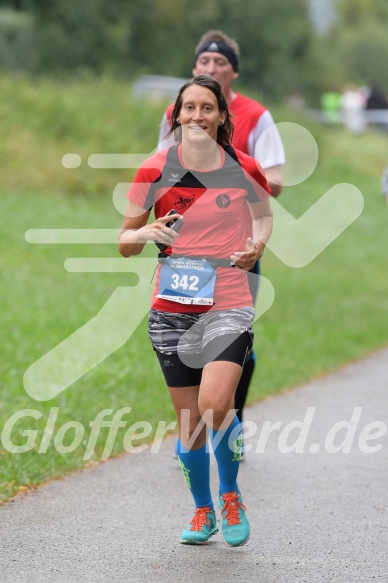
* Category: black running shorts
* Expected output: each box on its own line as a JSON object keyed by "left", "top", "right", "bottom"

{"left": 148, "top": 307, "right": 254, "bottom": 388}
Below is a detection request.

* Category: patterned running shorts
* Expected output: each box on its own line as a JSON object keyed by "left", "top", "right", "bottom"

{"left": 148, "top": 307, "right": 255, "bottom": 386}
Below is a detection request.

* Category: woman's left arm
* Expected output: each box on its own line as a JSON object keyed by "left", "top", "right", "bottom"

{"left": 230, "top": 198, "right": 273, "bottom": 271}
{"left": 249, "top": 196, "right": 273, "bottom": 252}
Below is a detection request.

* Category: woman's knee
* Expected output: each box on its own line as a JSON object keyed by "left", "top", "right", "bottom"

{"left": 198, "top": 396, "right": 235, "bottom": 429}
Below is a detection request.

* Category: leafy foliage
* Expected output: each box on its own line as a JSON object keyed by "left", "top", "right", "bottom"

{"left": 325, "top": 0, "right": 388, "bottom": 89}
{"left": 0, "top": 0, "right": 387, "bottom": 104}
{"left": 0, "top": 0, "right": 319, "bottom": 101}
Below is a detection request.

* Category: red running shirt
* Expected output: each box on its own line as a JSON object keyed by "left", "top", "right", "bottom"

{"left": 127, "top": 144, "right": 270, "bottom": 313}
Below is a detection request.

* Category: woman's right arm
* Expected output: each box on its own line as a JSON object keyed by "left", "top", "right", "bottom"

{"left": 118, "top": 200, "right": 181, "bottom": 257}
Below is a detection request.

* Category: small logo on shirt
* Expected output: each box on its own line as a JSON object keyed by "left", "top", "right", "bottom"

{"left": 169, "top": 173, "right": 181, "bottom": 183}
{"left": 216, "top": 193, "right": 231, "bottom": 208}
{"left": 175, "top": 194, "right": 195, "bottom": 210}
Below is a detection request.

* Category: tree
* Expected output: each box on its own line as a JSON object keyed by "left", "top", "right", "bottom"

{"left": 0, "top": 0, "right": 323, "bottom": 102}
{"left": 28, "top": 0, "right": 131, "bottom": 74}
{"left": 335, "top": 0, "right": 388, "bottom": 25}
{"left": 319, "top": 0, "right": 388, "bottom": 91}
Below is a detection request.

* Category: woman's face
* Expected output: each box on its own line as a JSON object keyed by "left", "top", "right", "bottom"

{"left": 178, "top": 84, "right": 226, "bottom": 144}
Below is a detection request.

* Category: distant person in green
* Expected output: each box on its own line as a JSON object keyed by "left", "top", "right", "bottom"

{"left": 320, "top": 88, "right": 341, "bottom": 124}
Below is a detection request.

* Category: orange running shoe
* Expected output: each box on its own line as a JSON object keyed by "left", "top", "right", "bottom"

{"left": 180, "top": 507, "right": 218, "bottom": 544}
{"left": 218, "top": 491, "right": 250, "bottom": 547}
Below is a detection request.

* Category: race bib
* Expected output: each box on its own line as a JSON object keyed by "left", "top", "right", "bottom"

{"left": 157, "top": 257, "right": 216, "bottom": 305}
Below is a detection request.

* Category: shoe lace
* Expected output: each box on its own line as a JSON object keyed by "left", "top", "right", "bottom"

{"left": 219, "top": 492, "right": 246, "bottom": 526}
{"left": 190, "top": 507, "right": 213, "bottom": 531}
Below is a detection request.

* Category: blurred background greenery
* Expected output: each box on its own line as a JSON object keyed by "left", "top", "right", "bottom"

{"left": 1, "top": 0, "right": 388, "bottom": 103}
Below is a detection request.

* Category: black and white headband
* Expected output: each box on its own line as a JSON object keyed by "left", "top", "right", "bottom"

{"left": 195, "top": 41, "right": 239, "bottom": 72}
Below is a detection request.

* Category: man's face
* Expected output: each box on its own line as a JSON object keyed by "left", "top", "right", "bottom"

{"left": 193, "top": 51, "right": 238, "bottom": 90}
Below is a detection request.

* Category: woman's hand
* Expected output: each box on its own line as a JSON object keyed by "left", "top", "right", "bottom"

{"left": 118, "top": 203, "right": 182, "bottom": 258}
{"left": 230, "top": 237, "right": 265, "bottom": 271}
{"left": 136, "top": 212, "right": 182, "bottom": 247}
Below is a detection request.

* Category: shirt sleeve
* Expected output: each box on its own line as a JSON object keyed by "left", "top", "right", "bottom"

{"left": 127, "top": 158, "right": 163, "bottom": 209}
{"left": 248, "top": 110, "right": 286, "bottom": 169}
{"left": 236, "top": 150, "right": 272, "bottom": 202}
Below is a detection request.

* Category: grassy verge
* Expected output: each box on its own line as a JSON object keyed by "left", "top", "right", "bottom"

{"left": 1, "top": 74, "right": 388, "bottom": 503}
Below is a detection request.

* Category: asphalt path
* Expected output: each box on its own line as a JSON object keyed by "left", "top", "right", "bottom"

{"left": 1, "top": 348, "right": 388, "bottom": 582}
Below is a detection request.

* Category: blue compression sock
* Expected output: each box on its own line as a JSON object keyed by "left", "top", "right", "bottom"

{"left": 210, "top": 415, "right": 242, "bottom": 494}
{"left": 176, "top": 439, "right": 214, "bottom": 509}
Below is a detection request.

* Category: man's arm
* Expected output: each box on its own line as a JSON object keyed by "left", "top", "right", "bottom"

{"left": 251, "top": 110, "right": 285, "bottom": 197}
{"left": 157, "top": 109, "right": 176, "bottom": 151}
{"left": 264, "top": 164, "right": 282, "bottom": 197}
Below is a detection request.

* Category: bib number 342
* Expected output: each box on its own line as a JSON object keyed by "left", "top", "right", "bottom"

{"left": 157, "top": 257, "right": 216, "bottom": 305}
{"left": 171, "top": 274, "right": 199, "bottom": 291}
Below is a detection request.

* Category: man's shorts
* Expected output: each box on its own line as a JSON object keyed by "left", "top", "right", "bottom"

{"left": 148, "top": 307, "right": 254, "bottom": 387}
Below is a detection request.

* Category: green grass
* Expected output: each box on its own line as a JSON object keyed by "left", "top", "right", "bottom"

{"left": 1, "top": 74, "right": 388, "bottom": 503}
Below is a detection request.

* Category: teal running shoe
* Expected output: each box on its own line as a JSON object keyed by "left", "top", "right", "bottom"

{"left": 218, "top": 491, "right": 250, "bottom": 547}
{"left": 180, "top": 507, "right": 218, "bottom": 545}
